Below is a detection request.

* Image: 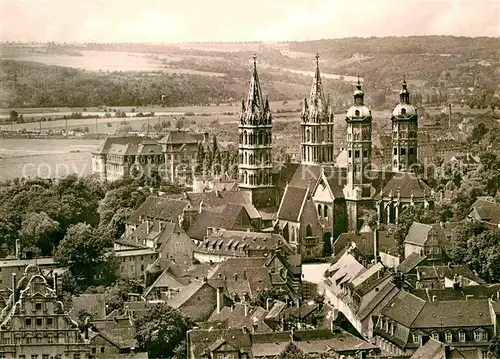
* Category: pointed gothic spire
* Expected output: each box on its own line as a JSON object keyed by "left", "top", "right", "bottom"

{"left": 246, "top": 54, "right": 265, "bottom": 113}
{"left": 309, "top": 53, "right": 326, "bottom": 108}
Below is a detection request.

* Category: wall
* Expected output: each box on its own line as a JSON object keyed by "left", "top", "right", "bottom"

{"left": 90, "top": 334, "right": 120, "bottom": 358}
{"left": 117, "top": 252, "right": 159, "bottom": 280}
{"left": 179, "top": 283, "right": 217, "bottom": 322}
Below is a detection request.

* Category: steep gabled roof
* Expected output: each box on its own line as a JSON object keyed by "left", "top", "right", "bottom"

{"left": 143, "top": 268, "right": 186, "bottom": 298}
{"left": 380, "top": 291, "right": 426, "bottom": 327}
{"left": 158, "top": 130, "right": 203, "bottom": 145}
{"left": 167, "top": 280, "right": 210, "bottom": 309}
{"left": 379, "top": 172, "right": 431, "bottom": 199}
{"left": 397, "top": 252, "right": 427, "bottom": 274}
{"left": 404, "top": 222, "right": 446, "bottom": 246}
{"left": 277, "top": 186, "right": 308, "bottom": 222}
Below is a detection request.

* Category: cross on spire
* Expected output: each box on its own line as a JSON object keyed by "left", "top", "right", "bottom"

{"left": 315, "top": 53, "right": 320, "bottom": 67}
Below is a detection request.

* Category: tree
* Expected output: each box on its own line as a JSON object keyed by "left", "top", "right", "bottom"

{"left": 9, "top": 110, "right": 18, "bottom": 123}
{"left": 105, "top": 279, "right": 143, "bottom": 312}
{"left": 175, "top": 120, "right": 184, "bottom": 130}
{"left": 212, "top": 135, "right": 218, "bottom": 156}
{"left": 97, "top": 185, "right": 148, "bottom": 229}
{"left": 280, "top": 343, "right": 306, "bottom": 359}
{"left": 19, "top": 212, "right": 60, "bottom": 256}
{"left": 54, "top": 223, "right": 112, "bottom": 290}
{"left": 135, "top": 303, "right": 194, "bottom": 359}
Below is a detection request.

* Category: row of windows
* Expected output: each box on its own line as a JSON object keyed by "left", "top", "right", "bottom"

{"left": 120, "top": 255, "right": 155, "bottom": 262}
{"left": 303, "top": 128, "right": 333, "bottom": 143}
{"left": 412, "top": 330, "right": 488, "bottom": 344}
{"left": 393, "top": 147, "right": 415, "bottom": 156}
{"left": 348, "top": 149, "right": 369, "bottom": 158}
{"left": 239, "top": 131, "right": 272, "bottom": 146}
{"left": 392, "top": 131, "right": 417, "bottom": 139}
{"left": 24, "top": 317, "right": 54, "bottom": 327}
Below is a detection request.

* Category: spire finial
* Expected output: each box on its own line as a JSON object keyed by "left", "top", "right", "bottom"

{"left": 315, "top": 53, "right": 320, "bottom": 67}
{"left": 253, "top": 54, "right": 257, "bottom": 67}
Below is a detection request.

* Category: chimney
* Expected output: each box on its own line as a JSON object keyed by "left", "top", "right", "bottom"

{"left": 432, "top": 295, "right": 437, "bottom": 302}
{"left": 11, "top": 273, "right": 17, "bottom": 305}
{"left": 465, "top": 294, "right": 474, "bottom": 300}
{"left": 15, "top": 238, "right": 20, "bottom": 259}
{"left": 373, "top": 229, "right": 379, "bottom": 263}
{"left": 146, "top": 219, "right": 150, "bottom": 235}
{"left": 266, "top": 298, "right": 272, "bottom": 312}
{"left": 244, "top": 303, "right": 248, "bottom": 317}
{"left": 216, "top": 286, "right": 224, "bottom": 313}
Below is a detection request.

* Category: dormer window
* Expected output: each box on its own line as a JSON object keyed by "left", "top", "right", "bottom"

{"left": 458, "top": 331, "right": 466, "bottom": 342}
{"left": 431, "top": 332, "right": 439, "bottom": 341}
{"left": 412, "top": 333, "right": 419, "bottom": 344}
{"left": 445, "top": 331, "right": 452, "bottom": 343}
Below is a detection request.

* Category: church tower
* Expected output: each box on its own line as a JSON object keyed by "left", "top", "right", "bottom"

{"left": 238, "top": 56, "right": 275, "bottom": 208}
{"left": 391, "top": 77, "right": 418, "bottom": 172}
{"left": 345, "top": 79, "right": 372, "bottom": 192}
{"left": 301, "top": 54, "right": 334, "bottom": 165}
{"left": 344, "top": 79, "right": 373, "bottom": 232}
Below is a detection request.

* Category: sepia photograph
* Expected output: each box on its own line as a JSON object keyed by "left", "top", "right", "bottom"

{"left": 0, "top": 0, "right": 499, "bottom": 358}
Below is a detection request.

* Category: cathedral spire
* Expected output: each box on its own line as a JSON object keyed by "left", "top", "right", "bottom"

{"left": 246, "top": 54, "right": 265, "bottom": 113}
{"left": 399, "top": 75, "right": 410, "bottom": 104}
{"left": 309, "top": 53, "right": 326, "bottom": 109}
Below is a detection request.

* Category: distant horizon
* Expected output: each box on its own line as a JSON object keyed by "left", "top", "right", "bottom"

{"left": 1, "top": 0, "right": 499, "bottom": 43}
{"left": 1, "top": 34, "right": 499, "bottom": 47}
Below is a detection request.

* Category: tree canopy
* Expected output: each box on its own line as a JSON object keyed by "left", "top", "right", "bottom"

{"left": 135, "top": 303, "right": 194, "bottom": 359}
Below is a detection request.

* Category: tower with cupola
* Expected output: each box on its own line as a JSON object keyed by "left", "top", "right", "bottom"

{"left": 238, "top": 56, "right": 275, "bottom": 208}
{"left": 344, "top": 79, "right": 373, "bottom": 231}
{"left": 301, "top": 54, "right": 335, "bottom": 165}
{"left": 391, "top": 77, "right": 418, "bottom": 172}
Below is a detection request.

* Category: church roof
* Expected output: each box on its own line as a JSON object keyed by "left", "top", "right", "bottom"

{"left": 378, "top": 172, "right": 431, "bottom": 199}
{"left": 277, "top": 186, "right": 308, "bottom": 222}
{"left": 159, "top": 130, "right": 203, "bottom": 144}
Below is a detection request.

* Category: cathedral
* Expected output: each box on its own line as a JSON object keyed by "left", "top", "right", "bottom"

{"left": 237, "top": 56, "right": 434, "bottom": 257}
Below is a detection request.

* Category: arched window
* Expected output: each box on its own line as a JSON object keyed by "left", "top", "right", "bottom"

{"left": 244, "top": 131, "right": 248, "bottom": 145}
{"left": 239, "top": 133, "right": 243, "bottom": 144}
{"left": 355, "top": 110, "right": 360, "bottom": 116}
{"left": 306, "top": 129, "right": 311, "bottom": 142}
{"left": 306, "top": 224, "right": 312, "bottom": 237}
{"left": 259, "top": 131, "right": 263, "bottom": 145}
{"left": 324, "top": 205, "right": 328, "bottom": 218}
{"left": 318, "top": 205, "right": 322, "bottom": 217}
{"left": 401, "top": 108, "right": 406, "bottom": 116}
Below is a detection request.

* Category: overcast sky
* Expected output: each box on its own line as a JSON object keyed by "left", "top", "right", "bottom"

{"left": 1, "top": 0, "right": 499, "bottom": 43}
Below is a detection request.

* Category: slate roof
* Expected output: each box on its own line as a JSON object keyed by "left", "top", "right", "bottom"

{"left": 93, "top": 136, "right": 145, "bottom": 155}
{"left": 381, "top": 291, "right": 426, "bottom": 327}
{"left": 469, "top": 197, "right": 500, "bottom": 224}
{"left": 410, "top": 283, "right": 500, "bottom": 301}
{"left": 166, "top": 280, "right": 209, "bottom": 309}
{"left": 378, "top": 172, "right": 432, "bottom": 199}
{"left": 409, "top": 338, "right": 447, "bottom": 359}
{"left": 184, "top": 189, "right": 252, "bottom": 208}
{"left": 357, "top": 282, "right": 400, "bottom": 320}
{"left": 158, "top": 130, "right": 204, "bottom": 145}
{"left": 324, "top": 250, "right": 367, "bottom": 296}
{"left": 93, "top": 319, "right": 138, "bottom": 349}
{"left": 404, "top": 222, "right": 447, "bottom": 246}
{"left": 277, "top": 186, "right": 308, "bottom": 221}
{"left": 397, "top": 253, "right": 427, "bottom": 274}
{"left": 127, "top": 196, "right": 190, "bottom": 224}
{"left": 416, "top": 265, "right": 484, "bottom": 284}
{"left": 411, "top": 299, "right": 492, "bottom": 328}
{"left": 187, "top": 204, "right": 249, "bottom": 241}
{"left": 195, "top": 231, "right": 286, "bottom": 256}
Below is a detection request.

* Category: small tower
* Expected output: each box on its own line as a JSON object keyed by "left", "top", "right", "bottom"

{"left": 301, "top": 54, "right": 335, "bottom": 165}
{"left": 345, "top": 78, "right": 372, "bottom": 191}
{"left": 238, "top": 56, "right": 275, "bottom": 208}
{"left": 391, "top": 77, "right": 418, "bottom": 172}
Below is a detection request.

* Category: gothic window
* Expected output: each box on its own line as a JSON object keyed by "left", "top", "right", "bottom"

{"left": 244, "top": 131, "right": 248, "bottom": 145}
{"left": 318, "top": 205, "right": 322, "bottom": 217}
{"left": 324, "top": 205, "right": 328, "bottom": 218}
{"left": 306, "top": 129, "right": 311, "bottom": 142}
{"left": 363, "top": 150, "right": 368, "bottom": 158}
{"left": 239, "top": 133, "right": 243, "bottom": 144}
{"left": 401, "top": 148, "right": 406, "bottom": 156}
{"left": 393, "top": 160, "right": 398, "bottom": 168}
{"left": 409, "top": 147, "right": 414, "bottom": 155}
{"left": 244, "top": 152, "right": 248, "bottom": 164}
{"left": 306, "top": 224, "right": 312, "bottom": 237}
{"left": 394, "top": 148, "right": 397, "bottom": 155}
{"left": 348, "top": 150, "right": 352, "bottom": 158}
{"left": 354, "top": 150, "right": 360, "bottom": 158}
{"left": 259, "top": 132, "right": 263, "bottom": 145}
